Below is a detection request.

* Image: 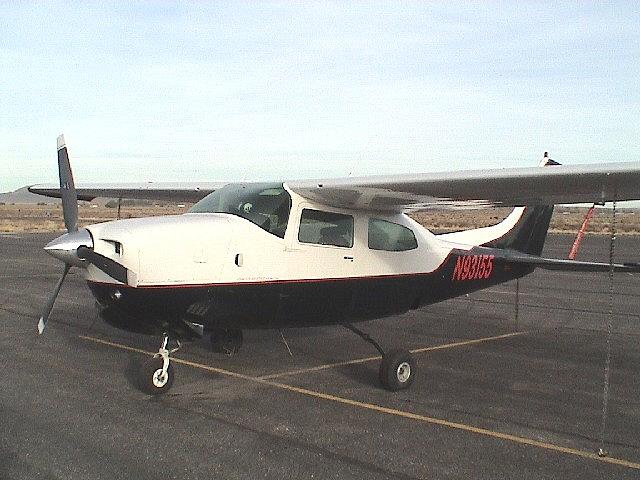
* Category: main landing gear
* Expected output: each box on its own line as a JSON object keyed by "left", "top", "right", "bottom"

{"left": 138, "top": 334, "right": 181, "bottom": 395}
{"left": 342, "top": 324, "right": 416, "bottom": 391}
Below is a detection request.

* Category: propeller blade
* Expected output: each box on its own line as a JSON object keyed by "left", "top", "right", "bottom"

{"left": 38, "top": 263, "right": 71, "bottom": 334}
{"left": 77, "top": 246, "right": 129, "bottom": 284}
{"left": 57, "top": 134, "right": 78, "bottom": 233}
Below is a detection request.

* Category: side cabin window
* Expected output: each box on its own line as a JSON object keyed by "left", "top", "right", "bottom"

{"left": 189, "top": 183, "right": 291, "bottom": 238}
{"left": 298, "top": 209, "right": 354, "bottom": 248}
{"left": 368, "top": 218, "right": 417, "bottom": 251}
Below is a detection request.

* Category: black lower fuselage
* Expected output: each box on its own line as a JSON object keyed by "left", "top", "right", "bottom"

{"left": 88, "top": 248, "right": 533, "bottom": 337}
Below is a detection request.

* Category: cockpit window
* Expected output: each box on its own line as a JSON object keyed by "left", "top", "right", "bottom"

{"left": 189, "top": 183, "right": 291, "bottom": 238}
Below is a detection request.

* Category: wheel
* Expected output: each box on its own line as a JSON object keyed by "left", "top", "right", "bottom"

{"left": 379, "top": 349, "right": 416, "bottom": 391}
{"left": 138, "top": 356, "right": 174, "bottom": 395}
{"left": 210, "top": 328, "right": 243, "bottom": 354}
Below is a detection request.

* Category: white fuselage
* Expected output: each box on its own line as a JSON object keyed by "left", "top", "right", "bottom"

{"left": 83, "top": 186, "right": 509, "bottom": 288}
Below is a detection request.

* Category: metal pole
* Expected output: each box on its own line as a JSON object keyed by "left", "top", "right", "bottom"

{"left": 598, "top": 199, "right": 617, "bottom": 457}
{"left": 515, "top": 278, "right": 520, "bottom": 330}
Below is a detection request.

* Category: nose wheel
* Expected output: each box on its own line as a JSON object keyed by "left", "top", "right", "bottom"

{"left": 138, "top": 334, "right": 180, "bottom": 395}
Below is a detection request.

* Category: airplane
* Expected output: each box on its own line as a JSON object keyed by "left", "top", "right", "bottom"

{"left": 30, "top": 135, "right": 640, "bottom": 395}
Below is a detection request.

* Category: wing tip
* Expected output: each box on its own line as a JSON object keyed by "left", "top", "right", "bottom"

{"left": 57, "top": 134, "right": 66, "bottom": 151}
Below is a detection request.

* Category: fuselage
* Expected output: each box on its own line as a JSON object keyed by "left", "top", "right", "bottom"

{"left": 66, "top": 184, "right": 532, "bottom": 336}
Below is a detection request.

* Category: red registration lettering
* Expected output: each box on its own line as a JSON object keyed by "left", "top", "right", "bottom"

{"left": 452, "top": 254, "right": 494, "bottom": 281}
{"left": 485, "top": 255, "right": 494, "bottom": 278}
{"left": 452, "top": 256, "right": 464, "bottom": 280}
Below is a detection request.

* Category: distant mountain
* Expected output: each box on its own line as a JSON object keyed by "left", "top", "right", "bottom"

{"left": 0, "top": 186, "right": 59, "bottom": 204}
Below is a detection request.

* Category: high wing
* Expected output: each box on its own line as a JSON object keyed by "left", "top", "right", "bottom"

{"left": 28, "top": 182, "right": 227, "bottom": 203}
{"left": 30, "top": 162, "right": 640, "bottom": 210}
{"left": 287, "top": 162, "right": 640, "bottom": 212}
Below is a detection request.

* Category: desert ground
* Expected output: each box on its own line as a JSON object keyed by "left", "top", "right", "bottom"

{"left": 0, "top": 202, "right": 638, "bottom": 235}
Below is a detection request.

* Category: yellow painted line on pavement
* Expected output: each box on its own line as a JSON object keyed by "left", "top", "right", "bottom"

{"left": 79, "top": 333, "right": 640, "bottom": 471}
{"left": 259, "top": 331, "right": 528, "bottom": 380}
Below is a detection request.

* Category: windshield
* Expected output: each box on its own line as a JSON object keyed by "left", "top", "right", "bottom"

{"left": 189, "top": 183, "right": 291, "bottom": 238}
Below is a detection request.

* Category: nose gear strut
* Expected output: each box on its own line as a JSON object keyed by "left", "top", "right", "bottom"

{"left": 138, "top": 334, "right": 181, "bottom": 395}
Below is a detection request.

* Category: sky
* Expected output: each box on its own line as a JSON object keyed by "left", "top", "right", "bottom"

{"left": 1, "top": 1, "right": 639, "bottom": 193}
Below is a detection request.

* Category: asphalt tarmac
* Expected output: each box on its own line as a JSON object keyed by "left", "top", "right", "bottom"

{"left": 1, "top": 233, "right": 639, "bottom": 479}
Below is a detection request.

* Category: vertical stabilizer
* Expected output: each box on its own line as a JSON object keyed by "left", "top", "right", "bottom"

{"left": 483, "top": 205, "right": 554, "bottom": 255}
{"left": 484, "top": 153, "right": 558, "bottom": 255}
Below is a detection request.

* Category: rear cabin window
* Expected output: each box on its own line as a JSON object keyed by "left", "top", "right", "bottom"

{"left": 368, "top": 218, "right": 418, "bottom": 251}
{"left": 298, "top": 209, "right": 354, "bottom": 248}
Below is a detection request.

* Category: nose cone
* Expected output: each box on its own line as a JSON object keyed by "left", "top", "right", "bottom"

{"left": 44, "top": 229, "right": 93, "bottom": 267}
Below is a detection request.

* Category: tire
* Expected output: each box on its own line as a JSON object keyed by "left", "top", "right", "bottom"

{"left": 210, "top": 329, "right": 243, "bottom": 354}
{"left": 138, "top": 356, "right": 174, "bottom": 395}
{"left": 379, "top": 349, "right": 416, "bottom": 391}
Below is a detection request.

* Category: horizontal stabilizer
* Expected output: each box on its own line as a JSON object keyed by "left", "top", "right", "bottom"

{"left": 477, "top": 246, "right": 640, "bottom": 273}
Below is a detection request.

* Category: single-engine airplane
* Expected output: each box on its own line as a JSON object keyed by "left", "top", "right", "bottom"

{"left": 30, "top": 135, "right": 640, "bottom": 394}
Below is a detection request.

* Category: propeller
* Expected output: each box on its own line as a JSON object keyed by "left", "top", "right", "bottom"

{"left": 37, "top": 135, "right": 78, "bottom": 334}
{"left": 37, "top": 264, "right": 71, "bottom": 334}
{"left": 58, "top": 135, "right": 78, "bottom": 233}
{"left": 37, "top": 135, "right": 131, "bottom": 334}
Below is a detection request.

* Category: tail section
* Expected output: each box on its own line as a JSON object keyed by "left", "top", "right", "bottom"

{"left": 439, "top": 153, "right": 558, "bottom": 256}
{"left": 483, "top": 205, "right": 554, "bottom": 255}
{"left": 485, "top": 154, "right": 559, "bottom": 255}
